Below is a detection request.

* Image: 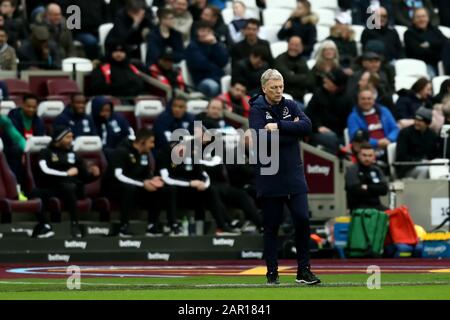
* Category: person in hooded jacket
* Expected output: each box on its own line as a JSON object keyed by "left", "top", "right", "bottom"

{"left": 90, "top": 96, "right": 132, "bottom": 154}
{"left": 153, "top": 96, "right": 195, "bottom": 151}
{"left": 53, "top": 93, "right": 96, "bottom": 138}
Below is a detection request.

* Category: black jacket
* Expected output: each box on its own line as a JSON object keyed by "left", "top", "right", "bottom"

{"left": 392, "top": 0, "right": 439, "bottom": 27}
{"left": 404, "top": 24, "right": 446, "bottom": 67}
{"left": 394, "top": 89, "right": 433, "bottom": 120}
{"left": 232, "top": 58, "right": 268, "bottom": 96}
{"left": 277, "top": 17, "right": 317, "bottom": 57}
{"left": 230, "top": 38, "right": 274, "bottom": 68}
{"left": 361, "top": 25, "right": 404, "bottom": 61}
{"left": 345, "top": 163, "right": 388, "bottom": 210}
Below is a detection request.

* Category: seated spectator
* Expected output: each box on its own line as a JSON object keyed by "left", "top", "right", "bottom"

{"left": 306, "top": 68, "right": 353, "bottom": 154}
{"left": 340, "top": 129, "right": 370, "bottom": 164}
{"left": 232, "top": 45, "right": 269, "bottom": 96}
{"left": 274, "top": 36, "right": 315, "bottom": 104}
{"left": 34, "top": 3, "right": 75, "bottom": 59}
{"left": 277, "top": 0, "right": 317, "bottom": 58}
{"left": 350, "top": 0, "right": 394, "bottom": 26}
{"left": 105, "top": 0, "right": 154, "bottom": 59}
{"left": 153, "top": 96, "right": 194, "bottom": 150}
{"left": 8, "top": 94, "right": 45, "bottom": 139}
{"left": 217, "top": 79, "right": 250, "bottom": 118}
{"left": 91, "top": 42, "right": 147, "bottom": 100}
{"left": 0, "top": 79, "right": 8, "bottom": 100}
{"left": 62, "top": 0, "right": 108, "bottom": 60}
{"left": 230, "top": 18, "right": 273, "bottom": 69}
{"left": 404, "top": 7, "right": 446, "bottom": 78}
{"left": 188, "top": 0, "right": 207, "bottom": 22}
{"left": 30, "top": 126, "right": 100, "bottom": 238}
{"left": 0, "top": 0, "right": 27, "bottom": 48}
{"left": 149, "top": 48, "right": 186, "bottom": 93}
{"left": 102, "top": 128, "right": 171, "bottom": 237}
{"left": 53, "top": 93, "right": 96, "bottom": 137}
{"left": 395, "top": 77, "right": 433, "bottom": 129}
{"left": 327, "top": 20, "right": 358, "bottom": 68}
{"left": 195, "top": 98, "right": 229, "bottom": 129}
{"left": 191, "top": 5, "right": 230, "bottom": 45}
{"left": 171, "top": 0, "right": 193, "bottom": 44}
{"left": 345, "top": 142, "right": 388, "bottom": 211}
{"left": 433, "top": 80, "right": 450, "bottom": 105}
{"left": 392, "top": 0, "right": 439, "bottom": 26}
{"left": 0, "top": 26, "right": 17, "bottom": 70}
{"left": 185, "top": 22, "right": 229, "bottom": 98}
{"left": 348, "top": 70, "right": 394, "bottom": 110}
{"left": 17, "top": 25, "right": 61, "bottom": 70}
{"left": 347, "top": 88, "right": 399, "bottom": 158}
{"left": 396, "top": 107, "right": 439, "bottom": 179}
{"left": 349, "top": 51, "right": 395, "bottom": 99}
{"left": 360, "top": 7, "right": 403, "bottom": 62}
{"left": 311, "top": 40, "right": 340, "bottom": 85}
{"left": 90, "top": 96, "right": 132, "bottom": 152}
{"left": 228, "top": 1, "right": 248, "bottom": 44}
{"left": 145, "top": 8, "right": 184, "bottom": 67}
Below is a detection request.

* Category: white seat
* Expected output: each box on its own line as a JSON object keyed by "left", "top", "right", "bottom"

{"left": 387, "top": 142, "right": 397, "bottom": 178}
{"left": 270, "top": 41, "right": 288, "bottom": 58}
{"left": 265, "top": 0, "right": 296, "bottom": 9}
{"left": 395, "top": 76, "right": 419, "bottom": 92}
{"left": 395, "top": 59, "right": 428, "bottom": 78}
{"left": 438, "top": 26, "right": 450, "bottom": 39}
{"left": 187, "top": 100, "right": 208, "bottom": 115}
{"left": 24, "top": 136, "right": 52, "bottom": 153}
{"left": 134, "top": 100, "right": 164, "bottom": 117}
{"left": 73, "top": 136, "right": 103, "bottom": 152}
{"left": 283, "top": 93, "right": 293, "bottom": 100}
{"left": 62, "top": 58, "right": 93, "bottom": 72}
{"left": 394, "top": 25, "right": 408, "bottom": 43}
{"left": 221, "top": 7, "right": 259, "bottom": 25}
{"left": 311, "top": 0, "right": 338, "bottom": 10}
{"left": 37, "top": 100, "right": 65, "bottom": 118}
{"left": 432, "top": 76, "right": 450, "bottom": 94}
{"left": 317, "top": 25, "right": 330, "bottom": 41}
{"left": 259, "top": 25, "right": 281, "bottom": 43}
{"left": 393, "top": 93, "right": 399, "bottom": 104}
{"left": 438, "top": 61, "right": 445, "bottom": 76}
{"left": 429, "top": 159, "right": 450, "bottom": 180}
{"left": 221, "top": 75, "right": 231, "bottom": 94}
{"left": 0, "top": 100, "right": 16, "bottom": 116}
{"left": 98, "top": 23, "right": 114, "bottom": 55}
{"left": 306, "top": 59, "right": 316, "bottom": 69}
{"left": 180, "top": 60, "right": 194, "bottom": 87}
{"left": 343, "top": 128, "right": 350, "bottom": 146}
{"left": 262, "top": 8, "right": 292, "bottom": 26}
{"left": 303, "top": 92, "right": 313, "bottom": 108}
{"left": 140, "top": 43, "right": 147, "bottom": 62}
{"left": 315, "top": 8, "right": 336, "bottom": 27}
{"left": 351, "top": 25, "right": 365, "bottom": 42}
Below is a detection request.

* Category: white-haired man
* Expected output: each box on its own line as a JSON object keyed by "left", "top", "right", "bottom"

{"left": 248, "top": 69, "right": 320, "bottom": 285}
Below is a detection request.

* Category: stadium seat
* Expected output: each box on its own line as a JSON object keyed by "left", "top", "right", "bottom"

{"left": 438, "top": 61, "right": 445, "bottom": 76}
{"left": 99, "top": 23, "right": 114, "bottom": 55}
{"left": 74, "top": 137, "right": 111, "bottom": 221}
{"left": 395, "top": 76, "right": 419, "bottom": 92}
{"left": 265, "top": 0, "right": 296, "bottom": 9}
{"left": 4, "top": 79, "right": 31, "bottom": 104}
{"left": 62, "top": 58, "right": 93, "bottom": 73}
{"left": 135, "top": 99, "right": 165, "bottom": 129}
{"left": 262, "top": 8, "right": 292, "bottom": 26}
{"left": 438, "top": 26, "right": 450, "bottom": 39}
{"left": 47, "top": 79, "right": 80, "bottom": 96}
{"left": 270, "top": 41, "right": 288, "bottom": 58}
{"left": 343, "top": 128, "right": 350, "bottom": 146}
{"left": 311, "top": 0, "right": 338, "bottom": 10}
{"left": 395, "top": 59, "right": 428, "bottom": 78}
{"left": 317, "top": 25, "right": 330, "bottom": 42}
{"left": 315, "top": 8, "right": 336, "bottom": 27}
{"left": 429, "top": 159, "right": 450, "bottom": 180}
{"left": 351, "top": 25, "right": 364, "bottom": 42}
{"left": 394, "top": 25, "right": 407, "bottom": 43}
{"left": 37, "top": 100, "right": 65, "bottom": 134}
{"left": 46, "top": 95, "right": 70, "bottom": 106}
{"left": 387, "top": 142, "right": 397, "bottom": 179}
{"left": 140, "top": 43, "right": 147, "bottom": 63}
{"left": 303, "top": 92, "right": 313, "bottom": 108}
{"left": 221, "top": 75, "right": 231, "bottom": 94}
{"left": 432, "top": 76, "right": 450, "bottom": 95}
{"left": 0, "top": 100, "right": 16, "bottom": 116}
{"left": 393, "top": 93, "right": 399, "bottom": 104}
{"left": 306, "top": 59, "right": 316, "bottom": 69}
{"left": 259, "top": 25, "right": 280, "bottom": 43}
{"left": 0, "top": 138, "right": 42, "bottom": 223}
{"left": 187, "top": 99, "right": 208, "bottom": 115}
{"left": 221, "top": 7, "right": 259, "bottom": 25}
{"left": 179, "top": 60, "right": 194, "bottom": 88}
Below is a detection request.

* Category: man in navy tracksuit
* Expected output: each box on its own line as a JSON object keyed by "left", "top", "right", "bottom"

{"left": 249, "top": 69, "right": 320, "bottom": 285}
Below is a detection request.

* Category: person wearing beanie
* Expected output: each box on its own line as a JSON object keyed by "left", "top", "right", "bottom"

{"left": 30, "top": 126, "right": 101, "bottom": 238}
{"left": 340, "top": 129, "right": 370, "bottom": 164}
{"left": 395, "top": 106, "right": 440, "bottom": 179}
{"left": 305, "top": 68, "right": 353, "bottom": 154}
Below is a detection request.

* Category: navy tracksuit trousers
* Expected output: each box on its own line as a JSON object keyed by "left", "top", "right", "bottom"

{"left": 261, "top": 193, "right": 311, "bottom": 272}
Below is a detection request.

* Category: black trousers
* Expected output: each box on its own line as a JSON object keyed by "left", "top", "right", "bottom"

{"left": 213, "top": 183, "right": 263, "bottom": 228}
{"left": 32, "top": 182, "right": 86, "bottom": 224}
{"left": 108, "top": 183, "right": 172, "bottom": 226}
{"left": 261, "top": 193, "right": 311, "bottom": 272}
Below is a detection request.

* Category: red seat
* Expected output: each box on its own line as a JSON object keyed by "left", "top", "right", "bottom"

{"left": 4, "top": 79, "right": 31, "bottom": 95}
{"left": 0, "top": 148, "right": 42, "bottom": 223}
{"left": 46, "top": 79, "right": 79, "bottom": 96}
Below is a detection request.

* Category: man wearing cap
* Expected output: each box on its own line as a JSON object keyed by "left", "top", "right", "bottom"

{"left": 31, "top": 126, "right": 101, "bottom": 238}
{"left": 340, "top": 129, "right": 370, "bottom": 164}
{"left": 17, "top": 25, "right": 61, "bottom": 70}
{"left": 395, "top": 107, "right": 440, "bottom": 178}
{"left": 148, "top": 48, "right": 186, "bottom": 93}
